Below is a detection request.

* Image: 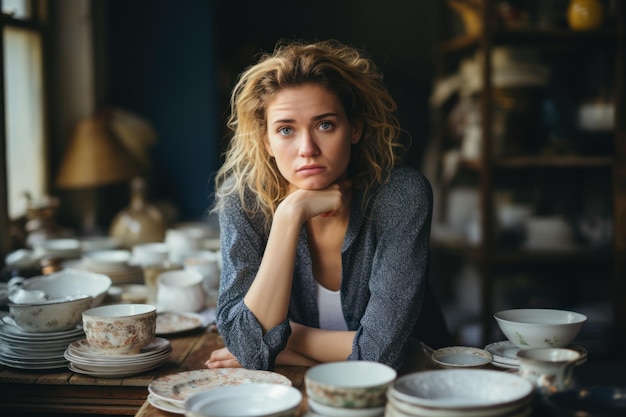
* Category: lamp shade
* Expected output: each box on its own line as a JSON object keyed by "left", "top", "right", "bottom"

{"left": 56, "top": 115, "right": 141, "bottom": 188}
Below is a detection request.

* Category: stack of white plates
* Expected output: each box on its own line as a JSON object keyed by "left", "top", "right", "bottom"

{"left": 64, "top": 337, "right": 171, "bottom": 378}
{"left": 485, "top": 341, "right": 588, "bottom": 370}
{"left": 32, "top": 238, "right": 82, "bottom": 260}
{"left": 0, "top": 315, "right": 84, "bottom": 370}
{"left": 64, "top": 257, "right": 144, "bottom": 285}
{"left": 386, "top": 369, "right": 534, "bottom": 417}
{"left": 148, "top": 368, "right": 293, "bottom": 414}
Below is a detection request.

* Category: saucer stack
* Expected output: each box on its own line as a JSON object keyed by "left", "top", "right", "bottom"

{"left": 386, "top": 369, "right": 534, "bottom": 417}
{"left": 148, "top": 368, "right": 292, "bottom": 414}
{"left": 64, "top": 249, "right": 144, "bottom": 285}
{"left": 64, "top": 337, "right": 171, "bottom": 378}
{"left": 485, "top": 340, "right": 588, "bottom": 369}
{"left": 0, "top": 316, "right": 84, "bottom": 370}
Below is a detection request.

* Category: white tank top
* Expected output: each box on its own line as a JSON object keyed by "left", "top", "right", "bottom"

{"left": 316, "top": 282, "right": 348, "bottom": 331}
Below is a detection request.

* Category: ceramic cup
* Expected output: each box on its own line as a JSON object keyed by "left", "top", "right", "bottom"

{"left": 517, "top": 348, "right": 580, "bottom": 395}
{"left": 156, "top": 269, "right": 205, "bottom": 313}
{"left": 182, "top": 250, "right": 220, "bottom": 293}
{"left": 142, "top": 261, "right": 182, "bottom": 305}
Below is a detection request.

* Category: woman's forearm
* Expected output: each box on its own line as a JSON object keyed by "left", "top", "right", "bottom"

{"left": 243, "top": 204, "right": 304, "bottom": 332}
{"left": 288, "top": 321, "right": 355, "bottom": 363}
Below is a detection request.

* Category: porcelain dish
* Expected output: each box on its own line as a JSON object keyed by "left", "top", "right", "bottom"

{"left": 431, "top": 346, "right": 493, "bottom": 368}
{"left": 149, "top": 368, "right": 293, "bottom": 407}
{"left": 388, "top": 369, "right": 534, "bottom": 414}
{"left": 494, "top": 308, "right": 587, "bottom": 349}
{"left": 485, "top": 341, "right": 588, "bottom": 369}
{"left": 305, "top": 361, "right": 396, "bottom": 409}
{"left": 156, "top": 311, "right": 205, "bottom": 335}
{"left": 14, "top": 268, "right": 112, "bottom": 307}
{"left": 9, "top": 294, "right": 93, "bottom": 333}
{"left": 184, "top": 383, "right": 302, "bottom": 417}
{"left": 82, "top": 304, "right": 157, "bottom": 354}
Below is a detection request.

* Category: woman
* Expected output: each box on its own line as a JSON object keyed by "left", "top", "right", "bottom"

{"left": 207, "top": 39, "right": 449, "bottom": 371}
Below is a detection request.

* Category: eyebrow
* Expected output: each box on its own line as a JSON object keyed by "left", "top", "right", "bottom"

{"left": 270, "top": 112, "right": 340, "bottom": 125}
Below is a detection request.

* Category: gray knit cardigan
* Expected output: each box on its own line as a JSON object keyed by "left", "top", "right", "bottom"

{"left": 216, "top": 165, "right": 436, "bottom": 371}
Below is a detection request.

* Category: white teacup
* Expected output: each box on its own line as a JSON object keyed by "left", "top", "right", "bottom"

{"left": 156, "top": 270, "right": 205, "bottom": 313}
{"left": 517, "top": 348, "right": 580, "bottom": 395}
{"left": 182, "top": 250, "right": 220, "bottom": 292}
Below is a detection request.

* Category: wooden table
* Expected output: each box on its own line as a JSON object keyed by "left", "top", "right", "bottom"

{"left": 0, "top": 325, "right": 307, "bottom": 416}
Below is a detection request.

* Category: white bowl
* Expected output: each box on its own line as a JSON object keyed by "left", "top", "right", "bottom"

{"left": 9, "top": 295, "right": 93, "bottom": 333}
{"left": 305, "top": 361, "right": 396, "bottom": 409}
{"left": 18, "top": 268, "right": 112, "bottom": 307}
{"left": 389, "top": 369, "right": 534, "bottom": 411}
{"left": 494, "top": 308, "right": 587, "bottom": 349}
{"left": 82, "top": 304, "right": 156, "bottom": 354}
{"left": 184, "top": 383, "right": 301, "bottom": 417}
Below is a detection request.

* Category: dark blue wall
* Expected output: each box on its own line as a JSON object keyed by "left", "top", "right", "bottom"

{"left": 106, "top": 0, "right": 219, "bottom": 222}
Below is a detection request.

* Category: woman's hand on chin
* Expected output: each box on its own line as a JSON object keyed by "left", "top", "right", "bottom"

{"left": 205, "top": 347, "right": 242, "bottom": 369}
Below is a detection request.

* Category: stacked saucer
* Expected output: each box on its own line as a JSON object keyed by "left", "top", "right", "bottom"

{"left": 64, "top": 251, "right": 144, "bottom": 285}
{"left": 386, "top": 369, "right": 534, "bottom": 417}
{"left": 0, "top": 315, "right": 84, "bottom": 370}
{"left": 64, "top": 337, "right": 171, "bottom": 378}
{"left": 148, "top": 368, "right": 292, "bottom": 414}
{"left": 485, "top": 340, "right": 588, "bottom": 369}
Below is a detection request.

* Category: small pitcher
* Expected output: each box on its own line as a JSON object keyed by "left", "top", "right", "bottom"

{"left": 517, "top": 348, "right": 580, "bottom": 395}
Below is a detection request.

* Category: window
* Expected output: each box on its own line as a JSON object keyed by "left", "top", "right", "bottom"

{"left": 1, "top": 0, "right": 47, "bottom": 255}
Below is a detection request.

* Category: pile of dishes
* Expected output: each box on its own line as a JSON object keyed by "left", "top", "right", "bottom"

{"left": 147, "top": 368, "right": 293, "bottom": 414}
{"left": 0, "top": 314, "right": 84, "bottom": 370}
{"left": 485, "top": 340, "right": 588, "bottom": 370}
{"left": 386, "top": 369, "right": 534, "bottom": 417}
{"left": 65, "top": 249, "right": 143, "bottom": 285}
{"left": 64, "top": 337, "right": 171, "bottom": 378}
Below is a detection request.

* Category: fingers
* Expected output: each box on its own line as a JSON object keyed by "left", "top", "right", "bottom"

{"left": 205, "top": 347, "right": 243, "bottom": 369}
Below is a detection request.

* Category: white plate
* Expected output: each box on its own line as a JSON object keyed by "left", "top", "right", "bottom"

{"left": 148, "top": 394, "right": 184, "bottom": 414}
{"left": 308, "top": 398, "right": 384, "bottom": 417}
{"left": 184, "top": 383, "right": 301, "bottom": 417}
{"left": 0, "top": 318, "right": 84, "bottom": 339}
{"left": 67, "top": 337, "right": 170, "bottom": 359}
{"left": 149, "top": 368, "right": 293, "bottom": 407}
{"left": 66, "top": 351, "right": 169, "bottom": 373}
{"left": 64, "top": 346, "right": 171, "bottom": 368}
{"left": 156, "top": 311, "right": 205, "bottom": 335}
{"left": 68, "top": 360, "right": 166, "bottom": 378}
{"left": 389, "top": 369, "right": 533, "bottom": 410}
{"left": 485, "top": 341, "right": 588, "bottom": 368}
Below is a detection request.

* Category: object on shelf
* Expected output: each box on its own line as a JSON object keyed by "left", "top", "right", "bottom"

{"left": 567, "top": 0, "right": 604, "bottom": 30}
{"left": 109, "top": 177, "right": 166, "bottom": 249}
{"left": 447, "top": 0, "right": 483, "bottom": 38}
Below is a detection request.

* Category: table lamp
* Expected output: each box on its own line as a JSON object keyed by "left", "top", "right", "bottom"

{"left": 56, "top": 112, "right": 142, "bottom": 235}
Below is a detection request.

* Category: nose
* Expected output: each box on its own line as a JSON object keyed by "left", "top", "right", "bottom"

{"left": 298, "top": 130, "right": 320, "bottom": 157}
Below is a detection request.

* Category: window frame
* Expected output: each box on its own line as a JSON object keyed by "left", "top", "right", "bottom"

{"left": 0, "top": 0, "right": 49, "bottom": 258}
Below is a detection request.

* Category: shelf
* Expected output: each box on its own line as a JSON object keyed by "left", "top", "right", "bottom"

{"left": 494, "top": 28, "right": 618, "bottom": 44}
{"left": 431, "top": 240, "right": 612, "bottom": 265}
{"left": 455, "top": 155, "right": 613, "bottom": 171}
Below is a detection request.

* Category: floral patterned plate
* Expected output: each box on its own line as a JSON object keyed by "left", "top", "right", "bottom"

{"left": 148, "top": 368, "right": 292, "bottom": 407}
{"left": 155, "top": 312, "right": 204, "bottom": 335}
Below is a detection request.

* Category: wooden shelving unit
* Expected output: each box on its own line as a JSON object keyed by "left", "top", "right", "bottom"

{"left": 432, "top": 0, "right": 625, "bottom": 354}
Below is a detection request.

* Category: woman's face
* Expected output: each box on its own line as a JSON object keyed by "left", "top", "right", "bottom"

{"left": 264, "top": 83, "right": 361, "bottom": 190}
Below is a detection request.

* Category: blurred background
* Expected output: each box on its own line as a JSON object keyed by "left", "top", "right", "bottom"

{"left": 1, "top": 0, "right": 624, "bottom": 356}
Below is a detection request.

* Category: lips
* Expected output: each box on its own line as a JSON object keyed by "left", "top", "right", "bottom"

{"left": 297, "top": 164, "right": 326, "bottom": 175}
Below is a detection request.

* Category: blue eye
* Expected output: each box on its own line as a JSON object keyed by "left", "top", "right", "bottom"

{"left": 278, "top": 127, "right": 294, "bottom": 136}
{"left": 319, "top": 121, "right": 333, "bottom": 130}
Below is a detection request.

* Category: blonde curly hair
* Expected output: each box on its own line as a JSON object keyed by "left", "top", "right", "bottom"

{"left": 213, "top": 39, "right": 404, "bottom": 226}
